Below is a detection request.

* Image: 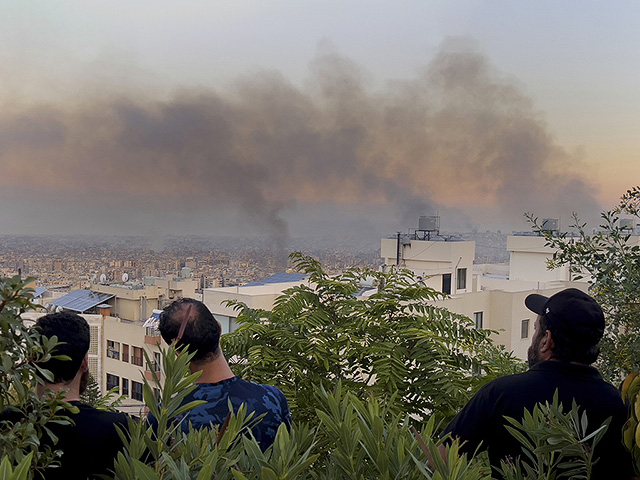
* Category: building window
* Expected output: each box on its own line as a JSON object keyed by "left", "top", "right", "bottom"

{"left": 122, "top": 378, "right": 129, "bottom": 396}
{"left": 457, "top": 268, "right": 467, "bottom": 290}
{"left": 131, "top": 381, "right": 143, "bottom": 401}
{"left": 147, "top": 359, "right": 160, "bottom": 372}
{"left": 107, "top": 340, "right": 120, "bottom": 360}
{"left": 521, "top": 319, "right": 530, "bottom": 339}
{"left": 106, "top": 373, "right": 119, "bottom": 392}
{"left": 122, "top": 344, "right": 129, "bottom": 363}
{"left": 474, "top": 312, "right": 483, "bottom": 329}
{"left": 132, "top": 346, "right": 144, "bottom": 366}
{"left": 442, "top": 273, "right": 451, "bottom": 295}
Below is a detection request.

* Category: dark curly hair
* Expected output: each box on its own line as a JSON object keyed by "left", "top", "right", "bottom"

{"left": 159, "top": 298, "right": 221, "bottom": 362}
{"left": 540, "top": 314, "right": 600, "bottom": 365}
{"left": 35, "top": 311, "right": 90, "bottom": 383}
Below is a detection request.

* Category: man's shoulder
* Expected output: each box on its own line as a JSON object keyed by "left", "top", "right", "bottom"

{"left": 191, "top": 378, "right": 287, "bottom": 404}
{"left": 231, "top": 378, "right": 288, "bottom": 401}
{"left": 1, "top": 402, "right": 129, "bottom": 425}
{"left": 478, "top": 362, "right": 624, "bottom": 412}
{"left": 72, "top": 403, "right": 129, "bottom": 427}
{"left": 478, "top": 369, "right": 533, "bottom": 393}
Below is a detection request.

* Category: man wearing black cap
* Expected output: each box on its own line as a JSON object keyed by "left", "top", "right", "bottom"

{"left": 440, "top": 288, "right": 633, "bottom": 479}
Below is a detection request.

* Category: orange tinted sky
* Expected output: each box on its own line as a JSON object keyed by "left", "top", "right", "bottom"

{"left": 0, "top": 1, "right": 638, "bottom": 236}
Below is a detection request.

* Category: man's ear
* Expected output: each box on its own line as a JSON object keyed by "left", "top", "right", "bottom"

{"left": 540, "top": 330, "right": 554, "bottom": 353}
{"left": 80, "top": 353, "right": 89, "bottom": 372}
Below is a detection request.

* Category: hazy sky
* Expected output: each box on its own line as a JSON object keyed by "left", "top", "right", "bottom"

{"left": 1, "top": 1, "right": 639, "bottom": 240}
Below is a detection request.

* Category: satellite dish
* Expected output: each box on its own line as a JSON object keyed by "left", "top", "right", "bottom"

{"left": 100, "top": 274, "right": 107, "bottom": 283}
{"left": 55, "top": 306, "right": 63, "bottom": 313}
{"left": 122, "top": 273, "right": 129, "bottom": 283}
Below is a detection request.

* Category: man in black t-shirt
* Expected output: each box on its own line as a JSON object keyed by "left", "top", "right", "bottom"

{"left": 440, "top": 288, "right": 634, "bottom": 479}
{"left": 2, "top": 312, "right": 129, "bottom": 479}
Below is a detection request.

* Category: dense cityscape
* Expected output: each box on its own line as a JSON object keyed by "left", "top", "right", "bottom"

{"left": 0, "top": 231, "right": 509, "bottom": 291}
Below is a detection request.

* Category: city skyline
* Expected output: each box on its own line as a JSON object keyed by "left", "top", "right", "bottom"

{"left": 1, "top": 1, "right": 638, "bottom": 240}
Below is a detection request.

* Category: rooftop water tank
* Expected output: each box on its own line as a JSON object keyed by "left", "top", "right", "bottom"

{"left": 419, "top": 215, "right": 438, "bottom": 231}
{"left": 541, "top": 218, "right": 559, "bottom": 232}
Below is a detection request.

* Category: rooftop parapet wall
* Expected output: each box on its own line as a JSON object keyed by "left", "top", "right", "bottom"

{"left": 507, "top": 235, "right": 574, "bottom": 283}
{"left": 381, "top": 238, "right": 475, "bottom": 269}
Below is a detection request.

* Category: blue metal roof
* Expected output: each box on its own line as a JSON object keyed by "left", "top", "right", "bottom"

{"left": 244, "top": 272, "right": 307, "bottom": 287}
{"left": 49, "top": 289, "right": 115, "bottom": 313}
{"left": 33, "top": 287, "right": 47, "bottom": 298}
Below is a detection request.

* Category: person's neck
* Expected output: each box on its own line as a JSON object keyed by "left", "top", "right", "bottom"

{"left": 37, "top": 382, "right": 81, "bottom": 402}
{"left": 190, "top": 353, "right": 235, "bottom": 384}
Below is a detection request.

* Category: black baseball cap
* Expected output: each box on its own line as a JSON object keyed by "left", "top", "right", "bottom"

{"left": 525, "top": 288, "right": 605, "bottom": 342}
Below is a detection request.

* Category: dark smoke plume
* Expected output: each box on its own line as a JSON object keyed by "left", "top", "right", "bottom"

{"left": 0, "top": 40, "right": 601, "bottom": 243}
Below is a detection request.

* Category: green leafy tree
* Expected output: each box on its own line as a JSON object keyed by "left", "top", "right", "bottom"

{"left": 79, "top": 374, "right": 101, "bottom": 407}
{"left": 527, "top": 186, "right": 640, "bottom": 379}
{"left": 222, "top": 252, "right": 521, "bottom": 424}
{"left": 79, "top": 374, "right": 124, "bottom": 411}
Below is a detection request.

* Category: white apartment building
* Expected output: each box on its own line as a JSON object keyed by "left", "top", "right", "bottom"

{"left": 90, "top": 276, "right": 198, "bottom": 322}
{"left": 202, "top": 273, "right": 308, "bottom": 333}
{"left": 381, "top": 229, "right": 588, "bottom": 359}
{"left": 381, "top": 235, "right": 475, "bottom": 295}
{"left": 103, "top": 312, "right": 163, "bottom": 416}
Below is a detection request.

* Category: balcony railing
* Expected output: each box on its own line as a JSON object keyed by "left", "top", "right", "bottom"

{"left": 145, "top": 328, "right": 162, "bottom": 345}
{"left": 144, "top": 362, "right": 162, "bottom": 382}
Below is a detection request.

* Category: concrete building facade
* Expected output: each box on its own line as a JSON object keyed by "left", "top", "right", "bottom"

{"left": 381, "top": 232, "right": 591, "bottom": 359}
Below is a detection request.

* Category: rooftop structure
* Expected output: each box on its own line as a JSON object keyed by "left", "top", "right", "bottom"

{"left": 49, "top": 289, "right": 115, "bottom": 314}
{"left": 203, "top": 272, "right": 308, "bottom": 334}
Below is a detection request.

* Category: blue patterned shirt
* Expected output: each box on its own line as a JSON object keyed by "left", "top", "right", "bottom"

{"left": 151, "top": 376, "right": 291, "bottom": 449}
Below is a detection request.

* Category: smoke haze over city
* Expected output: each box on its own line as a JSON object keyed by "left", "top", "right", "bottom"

{"left": 1, "top": 2, "right": 638, "bottom": 244}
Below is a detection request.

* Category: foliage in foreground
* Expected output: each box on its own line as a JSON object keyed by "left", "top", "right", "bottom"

{"left": 0, "top": 276, "right": 78, "bottom": 478}
{"left": 112, "top": 345, "right": 491, "bottom": 480}
{"left": 0, "top": 266, "right": 632, "bottom": 479}
{"left": 111, "top": 346, "right": 610, "bottom": 480}
{"left": 528, "top": 185, "right": 640, "bottom": 380}
{"left": 222, "top": 252, "right": 523, "bottom": 425}
{"left": 499, "top": 394, "right": 608, "bottom": 480}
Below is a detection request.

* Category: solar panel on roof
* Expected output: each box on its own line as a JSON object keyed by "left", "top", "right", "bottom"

{"left": 50, "top": 289, "right": 115, "bottom": 313}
